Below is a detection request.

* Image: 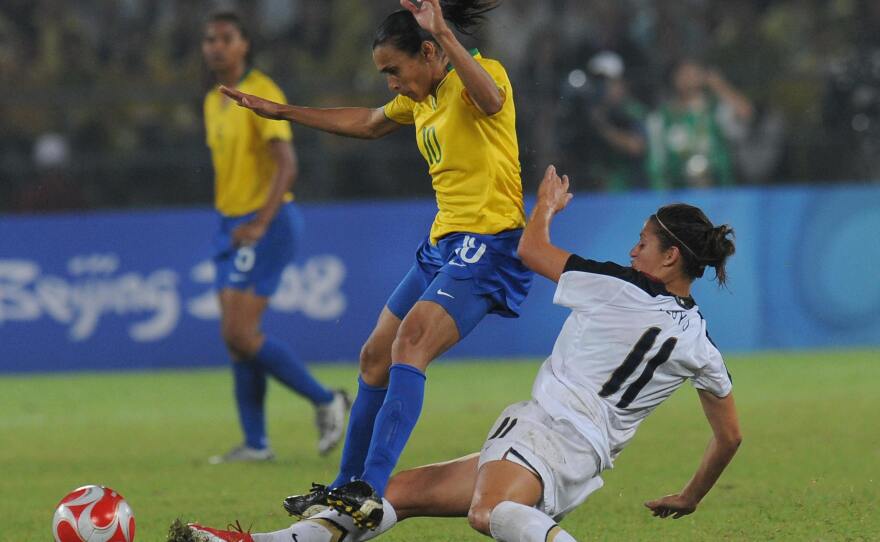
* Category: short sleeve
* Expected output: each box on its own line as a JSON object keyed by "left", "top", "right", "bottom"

{"left": 690, "top": 338, "right": 733, "bottom": 397}
{"left": 383, "top": 94, "right": 416, "bottom": 125}
{"left": 254, "top": 81, "right": 293, "bottom": 143}
{"left": 553, "top": 255, "right": 629, "bottom": 311}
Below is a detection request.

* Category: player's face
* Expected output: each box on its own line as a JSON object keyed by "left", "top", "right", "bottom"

{"left": 202, "top": 21, "right": 249, "bottom": 73}
{"left": 630, "top": 222, "right": 670, "bottom": 277}
{"left": 373, "top": 44, "right": 434, "bottom": 101}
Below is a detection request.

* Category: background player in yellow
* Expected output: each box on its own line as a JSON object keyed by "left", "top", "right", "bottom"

{"left": 220, "top": 0, "right": 533, "bottom": 528}
{"left": 201, "top": 11, "right": 348, "bottom": 464}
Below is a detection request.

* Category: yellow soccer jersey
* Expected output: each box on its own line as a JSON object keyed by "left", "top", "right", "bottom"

{"left": 383, "top": 51, "right": 524, "bottom": 244}
{"left": 204, "top": 69, "right": 293, "bottom": 216}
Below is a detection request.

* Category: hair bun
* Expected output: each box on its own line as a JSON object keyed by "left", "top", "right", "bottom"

{"left": 703, "top": 224, "right": 736, "bottom": 267}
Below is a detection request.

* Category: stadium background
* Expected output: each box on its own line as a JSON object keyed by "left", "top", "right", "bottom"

{"left": 1, "top": 1, "right": 879, "bottom": 541}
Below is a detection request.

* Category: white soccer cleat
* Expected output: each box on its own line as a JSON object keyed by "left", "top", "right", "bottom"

{"left": 316, "top": 390, "right": 351, "bottom": 455}
{"left": 208, "top": 444, "right": 275, "bottom": 465}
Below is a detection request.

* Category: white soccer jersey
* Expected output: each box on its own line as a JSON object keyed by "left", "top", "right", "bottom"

{"left": 532, "top": 255, "right": 732, "bottom": 470}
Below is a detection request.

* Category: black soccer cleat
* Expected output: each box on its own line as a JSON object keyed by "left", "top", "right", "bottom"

{"left": 326, "top": 480, "right": 384, "bottom": 530}
{"left": 283, "top": 483, "right": 330, "bottom": 519}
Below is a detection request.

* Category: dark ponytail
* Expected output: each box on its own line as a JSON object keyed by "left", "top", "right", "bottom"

{"left": 373, "top": 0, "right": 502, "bottom": 55}
{"left": 650, "top": 203, "right": 736, "bottom": 287}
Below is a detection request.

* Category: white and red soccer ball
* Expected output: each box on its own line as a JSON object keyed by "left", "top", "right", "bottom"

{"left": 53, "top": 485, "right": 135, "bottom": 542}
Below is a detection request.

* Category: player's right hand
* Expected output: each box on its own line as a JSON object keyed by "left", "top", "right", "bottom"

{"left": 220, "top": 86, "right": 285, "bottom": 120}
{"left": 536, "top": 165, "right": 573, "bottom": 215}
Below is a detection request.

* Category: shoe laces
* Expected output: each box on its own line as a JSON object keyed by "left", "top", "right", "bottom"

{"left": 225, "top": 519, "right": 252, "bottom": 535}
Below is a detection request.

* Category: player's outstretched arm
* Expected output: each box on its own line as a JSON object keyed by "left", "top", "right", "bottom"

{"left": 517, "top": 165, "right": 573, "bottom": 283}
{"left": 401, "top": 0, "right": 504, "bottom": 115}
{"left": 219, "top": 86, "right": 402, "bottom": 139}
{"left": 645, "top": 390, "right": 742, "bottom": 519}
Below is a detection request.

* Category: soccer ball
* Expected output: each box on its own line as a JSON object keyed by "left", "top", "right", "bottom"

{"left": 53, "top": 485, "right": 135, "bottom": 542}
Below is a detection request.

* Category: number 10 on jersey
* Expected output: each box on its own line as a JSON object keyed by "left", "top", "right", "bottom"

{"left": 422, "top": 126, "right": 442, "bottom": 165}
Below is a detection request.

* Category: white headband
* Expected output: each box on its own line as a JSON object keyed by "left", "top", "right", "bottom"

{"left": 654, "top": 214, "right": 702, "bottom": 262}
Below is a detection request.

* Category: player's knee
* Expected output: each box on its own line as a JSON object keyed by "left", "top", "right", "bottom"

{"left": 359, "top": 341, "right": 391, "bottom": 386}
{"left": 390, "top": 321, "right": 427, "bottom": 362}
{"left": 467, "top": 503, "right": 493, "bottom": 536}
{"left": 221, "top": 324, "right": 260, "bottom": 359}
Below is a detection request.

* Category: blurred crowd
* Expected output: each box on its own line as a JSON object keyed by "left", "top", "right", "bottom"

{"left": 2, "top": 0, "right": 880, "bottom": 212}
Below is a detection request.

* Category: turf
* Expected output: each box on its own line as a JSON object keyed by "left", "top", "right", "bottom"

{"left": 2, "top": 350, "right": 878, "bottom": 541}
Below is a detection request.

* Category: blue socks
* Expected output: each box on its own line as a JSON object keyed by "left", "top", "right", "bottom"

{"left": 361, "top": 364, "right": 426, "bottom": 496}
{"left": 251, "top": 337, "right": 334, "bottom": 405}
{"left": 233, "top": 336, "right": 333, "bottom": 450}
{"left": 232, "top": 360, "right": 268, "bottom": 449}
{"left": 331, "top": 377, "right": 388, "bottom": 488}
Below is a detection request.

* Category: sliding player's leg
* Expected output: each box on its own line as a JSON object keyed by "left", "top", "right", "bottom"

{"left": 257, "top": 454, "right": 480, "bottom": 542}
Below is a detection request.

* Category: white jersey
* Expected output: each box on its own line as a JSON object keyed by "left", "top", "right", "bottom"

{"left": 532, "top": 255, "right": 732, "bottom": 470}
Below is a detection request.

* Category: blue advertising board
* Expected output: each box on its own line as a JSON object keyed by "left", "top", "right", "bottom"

{"left": 1, "top": 184, "right": 878, "bottom": 373}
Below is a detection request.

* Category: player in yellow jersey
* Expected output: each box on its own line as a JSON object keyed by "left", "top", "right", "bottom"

{"left": 201, "top": 12, "right": 348, "bottom": 465}
{"left": 220, "top": 0, "right": 531, "bottom": 527}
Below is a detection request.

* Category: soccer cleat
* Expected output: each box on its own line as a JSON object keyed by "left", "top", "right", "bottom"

{"left": 167, "top": 519, "right": 253, "bottom": 542}
{"left": 208, "top": 444, "right": 274, "bottom": 465}
{"left": 315, "top": 389, "right": 351, "bottom": 456}
{"left": 326, "top": 480, "right": 384, "bottom": 530}
{"left": 283, "top": 482, "right": 331, "bottom": 518}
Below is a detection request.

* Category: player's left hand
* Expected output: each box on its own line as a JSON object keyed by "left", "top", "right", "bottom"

{"left": 232, "top": 220, "right": 268, "bottom": 247}
{"left": 644, "top": 494, "right": 697, "bottom": 519}
{"left": 401, "top": 0, "right": 448, "bottom": 36}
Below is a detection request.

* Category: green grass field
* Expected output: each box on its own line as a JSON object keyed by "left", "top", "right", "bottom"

{"left": 2, "top": 350, "right": 878, "bottom": 541}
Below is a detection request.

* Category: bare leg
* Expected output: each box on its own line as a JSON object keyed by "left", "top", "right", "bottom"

{"left": 358, "top": 307, "right": 401, "bottom": 387}
{"left": 219, "top": 287, "right": 269, "bottom": 359}
{"left": 385, "top": 453, "right": 480, "bottom": 520}
{"left": 391, "top": 300, "right": 461, "bottom": 371}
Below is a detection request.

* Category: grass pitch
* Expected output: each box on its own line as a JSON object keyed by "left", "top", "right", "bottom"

{"left": 2, "top": 350, "right": 878, "bottom": 541}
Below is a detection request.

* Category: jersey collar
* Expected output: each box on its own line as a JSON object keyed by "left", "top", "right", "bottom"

{"left": 434, "top": 49, "right": 481, "bottom": 98}
{"left": 445, "top": 48, "right": 481, "bottom": 73}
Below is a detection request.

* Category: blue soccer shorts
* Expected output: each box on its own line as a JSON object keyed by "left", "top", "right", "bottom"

{"left": 386, "top": 230, "right": 533, "bottom": 339}
{"left": 213, "top": 202, "right": 304, "bottom": 298}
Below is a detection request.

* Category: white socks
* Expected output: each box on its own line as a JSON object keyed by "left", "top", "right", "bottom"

{"left": 251, "top": 498, "right": 398, "bottom": 542}
{"left": 489, "top": 501, "right": 577, "bottom": 542}
{"left": 251, "top": 499, "right": 576, "bottom": 542}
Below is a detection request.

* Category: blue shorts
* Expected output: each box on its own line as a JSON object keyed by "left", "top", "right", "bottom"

{"left": 213, "top": 202, "right": 304, "bottom": 297}
{"left": 386, "top": 230, "right": 533, "bottom": 338}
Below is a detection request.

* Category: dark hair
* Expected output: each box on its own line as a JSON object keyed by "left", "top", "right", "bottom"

{"left": 373, "top": 0, "right": 502, "bottom": 55}
{"left": 649, "top": 203, "right": 736, "bottom": 286}
{"left": 206, "top": 11, "right": 253, "bottom": 64}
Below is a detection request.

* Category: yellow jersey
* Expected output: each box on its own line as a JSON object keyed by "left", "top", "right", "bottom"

{"left": 204, "top": 69, "right": 293, "bottom": 216}
{"left": 383, "top": 52, "right": 524, "bottom": 244}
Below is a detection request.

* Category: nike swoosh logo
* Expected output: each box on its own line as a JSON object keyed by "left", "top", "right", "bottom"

{"left": 437, "top": 289, "right": 455, "bottom": 299}
{"left": 449, "top": 261, "right": 466, "bottom": 267}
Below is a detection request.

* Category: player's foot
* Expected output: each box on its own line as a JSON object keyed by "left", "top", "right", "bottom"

{"left": 327, "top": 480, "right": 383, "bottom": 530}
{"left": 208, "top": 444, "right": 274, "bottom": 465}
{"left": 167, "top": 519, "right": 253, "bottom": 542}
{"left": 283, "top": 482, "right": 331, "bottom": 518}
{"left": 315, "top": 389, "right": 350, "bottom": 456}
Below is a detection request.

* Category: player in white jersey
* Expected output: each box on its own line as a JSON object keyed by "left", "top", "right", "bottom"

{"left": 174, "top": 165, "right": 741, "bottom": 542}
